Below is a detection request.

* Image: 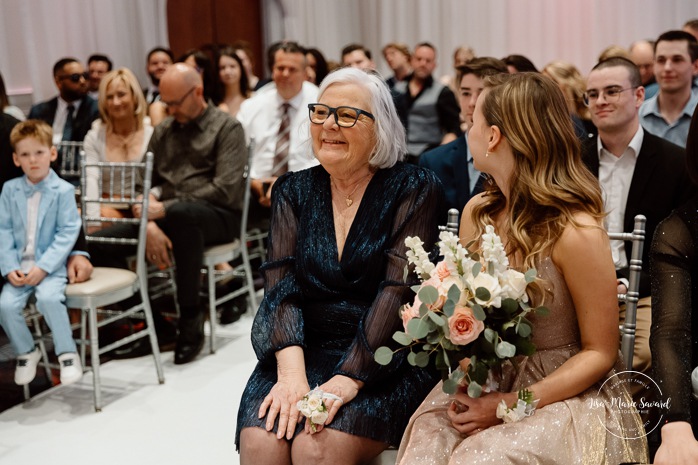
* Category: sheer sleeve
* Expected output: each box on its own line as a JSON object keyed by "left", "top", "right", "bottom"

{"left": 650, "top": 210, "right": 695, "bottom": 424}
{"left": 250, "top": 173, "right": 305, "bottom": 363}
{"left": 333, "top": 169, "right": 444, "bottom": 386}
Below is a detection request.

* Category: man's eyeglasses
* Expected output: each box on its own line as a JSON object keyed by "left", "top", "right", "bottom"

{"left": 161, "top": 86, "right": 197, "bottom": 108}
{"left": 58, "top": 72, "right": 89, "bottom": 83}
{"left": 583, "top": 86, "right": 637, "bottom": 106}
{"left": 308, "top": 103, "right": 375, "bottom": 128}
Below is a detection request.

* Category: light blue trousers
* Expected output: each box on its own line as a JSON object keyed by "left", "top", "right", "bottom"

{"left": 0, "top": 274, "right": 76, "bottom": 356}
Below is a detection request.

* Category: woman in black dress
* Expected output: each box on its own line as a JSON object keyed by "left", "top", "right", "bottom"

{"left": 236, "top": 67, "right": 444, "bottom": 464}
{"left": 650, "top": 107, "right": 698, "bottom": 463}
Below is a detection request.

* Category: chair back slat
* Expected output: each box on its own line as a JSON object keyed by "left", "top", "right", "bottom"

{"left": 608, "top": 214, "right": 646, "bottom": 371}
{"left": 79, "top": 151, "right": 154, "bottom": 283}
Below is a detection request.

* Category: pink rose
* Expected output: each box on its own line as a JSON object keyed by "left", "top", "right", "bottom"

{"left": 448, "top": 305, "right": 484, "bottom": 345}
{"left": 433, "top": 261, "right": 451, "bottom": 280}
{"left": 401, "top": 297, "right": 421, "bottom": 330}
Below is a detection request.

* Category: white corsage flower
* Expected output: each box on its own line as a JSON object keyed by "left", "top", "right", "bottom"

{"left": 470, "top": 271, "right": 503, "bottom": 308}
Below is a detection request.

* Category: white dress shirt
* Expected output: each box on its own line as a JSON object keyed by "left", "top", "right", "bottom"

{"left": 20, "top": 182, "right": 41, "bottom": 273}
{"left": 237, "top": 81, "right": 320, "bottom": 179}
{"left": 52, "top": 97, "right": 83, "bottom": 145}
{"left": 598, "top": 126, "right": 644, "bottom": 269}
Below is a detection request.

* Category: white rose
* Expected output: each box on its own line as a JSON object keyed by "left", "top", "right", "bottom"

{"left": 470, "top": 271, "right": 502, "bottom": 307}
{"left": 311, "top": 410, "right": 329, "bottom": 425}
{"left": 296, "top": 400, "right": 312, "bottom": 417}
{"left": 306, "top": 396, "right": 322, "bottom": 411}
{"left": 500, "top": 269, "right": 529, "bottom": 302}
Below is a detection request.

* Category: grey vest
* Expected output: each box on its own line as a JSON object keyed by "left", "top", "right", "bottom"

{"left": 396, "top": 79, "right": 445, "bottom": 156}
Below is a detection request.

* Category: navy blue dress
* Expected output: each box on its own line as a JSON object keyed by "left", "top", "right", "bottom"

{"left": 236, "top": 162, "right": 444, "bottom": 448}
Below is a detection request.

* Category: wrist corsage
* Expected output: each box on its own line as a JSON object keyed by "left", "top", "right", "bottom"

{"left": 296, "top": 387, "right": 342, "bottom": 432}
{"left": 496, "top": 389, "right": 539, "bottom": 423}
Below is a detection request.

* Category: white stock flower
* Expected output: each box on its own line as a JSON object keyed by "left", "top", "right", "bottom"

{"left": 481, "top": 225, "right": 509, "bottom": 273}
{"left": 500, "top": 269, "right": 529, "bottom": 302}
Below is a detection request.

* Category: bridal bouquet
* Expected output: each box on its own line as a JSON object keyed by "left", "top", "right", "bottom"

{"left": 374, "top": 226, "right": 548, "bottom": 397}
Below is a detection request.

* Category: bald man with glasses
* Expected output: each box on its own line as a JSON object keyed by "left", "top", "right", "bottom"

{"left": 28, "top": 57, "right": 99, "bottom": 145}
{"left": 91, "top": 63, "right": 247, "bottom": 365}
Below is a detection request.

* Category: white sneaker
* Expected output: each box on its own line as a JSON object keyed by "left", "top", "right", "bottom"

{"left": 15, "top": 347, "right": 42, "bottom": 385}
{"left": 58, "top": 353, "right": 83, "bottom": 385}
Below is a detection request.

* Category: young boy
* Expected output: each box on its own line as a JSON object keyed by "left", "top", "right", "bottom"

{"left": 0, "top": 120, "right": 82, "bottom": 386}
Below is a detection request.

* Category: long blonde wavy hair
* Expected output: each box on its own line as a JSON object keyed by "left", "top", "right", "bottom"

{"left": 471, "top": 72, "right": 604, "bottom": 271}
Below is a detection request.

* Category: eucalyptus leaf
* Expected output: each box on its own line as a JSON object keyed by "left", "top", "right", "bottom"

{"left": 501, "top": 298, "right": 518, "bottom": 314}
{"left": 374, "top": 346, "right": 394, "bottom": 365}
{"left": 470, "top": 252, "right": 480, "bottom": 262}
{"left": 472, "top": 262, "right": 482, "bottom": 278}
{"left": 516, "top": 322, "right": 532, "bottom": 338}
{"left": 484, "top": 328, "right": 496, "bottom": 344}
{"left": 403, "top": 265, "right": 409, "bottom": 283}
{"left": 435, "top": 350, "right": 447, "bottom": 371}
{"left": 471, "top": 304, "right": 486, "bottom": 321}
{"left": 414, "top": 351, "right": 430, "bottom": 368}
{"left": 407, "top": 351, "right": 418, "bottom": 366}
{"left": 495, "top": 340, "right": 517, "bottom": 358}
{"left": 524, "top": 268, "right": 538, "bottom": 283}
{"left": 535, "top": 306, "right": 550, "bottom": 316}
{"left": 419, "top": 303, "right": 428, "bottom": 317}
{"left": 418, "top": 285, "right": 439, "bottom": 305}
{"left": 447, "top": 284, "right": 461, "bottom": 303}
{"left": 422, "top": 343, "right": 432, "bottom": 351}
{"left": 475, "top": 287, "right": 491, "bottom": 302}
{"left": 443, "top": 299, "right": 456, "bottom": 317}
{"left": 392, "top": 331, "right": 413, "bottom": 346}
{"left": 442, "top": 378, "right": 459, "bottom": 394}
{"left": 467, "top": 380, "right": 483, "bottom": 398}
{"left": 407, "top": 318, "right": 430, "bottom": 339}
{"left": 411, "top": 285, "right": 422, "bottom": 293}
{"left": 427, "top": 331, "right": 441, "bottom": 344}
{"left": 428, "top": 311, "right": 446, "bottom": 326}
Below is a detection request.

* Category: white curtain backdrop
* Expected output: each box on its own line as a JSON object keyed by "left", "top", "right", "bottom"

{"left": 0, "top": 0, "right": 168, "bottom": 105}
{"left": 264, "top": 0, "right": 698, "bottom": 82}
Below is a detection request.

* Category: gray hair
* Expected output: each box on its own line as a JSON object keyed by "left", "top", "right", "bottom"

{"left": 317, "top": 67, "right": 405, "bottom": 168}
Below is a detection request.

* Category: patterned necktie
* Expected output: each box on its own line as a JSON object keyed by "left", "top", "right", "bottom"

{"left": 273, "top": 103, "right": 291, "bottom": 176}
{"left": 62, "top": 104, "right": 75, "bottom": 141}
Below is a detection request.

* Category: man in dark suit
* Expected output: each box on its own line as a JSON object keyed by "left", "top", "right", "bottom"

{"left": 582, "top": 57, "right": 695, "bottom": 378}
{"left": 419, "top": 57, "right": 508, "bottom": 222}
{"left": 28, "top": 57, "right": 99, "bottom": 145}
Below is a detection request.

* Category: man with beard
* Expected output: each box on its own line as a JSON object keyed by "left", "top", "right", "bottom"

{"left": 393, "top": 42, "right": 460, "bottom": 162}
{"left": 28, "top": 57, "right": 99, "bottom": 145}
{"left": 143, "top": 47, "right": 174, "bottom": 105}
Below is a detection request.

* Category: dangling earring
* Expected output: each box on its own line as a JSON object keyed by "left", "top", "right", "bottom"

{"left": 485, "top": 151, "right": 491, "bottom": 158}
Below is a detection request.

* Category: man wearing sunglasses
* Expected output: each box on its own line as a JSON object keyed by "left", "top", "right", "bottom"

{"left": 28, "top": 57, "right": 99, "bottom": 145}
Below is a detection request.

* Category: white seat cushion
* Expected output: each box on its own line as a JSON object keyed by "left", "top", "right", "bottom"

{"left": 65, "top": 267, "right": 137, "bottom": 297}
{"left": 203, "top": 240, "right": 241, "bottom": 259}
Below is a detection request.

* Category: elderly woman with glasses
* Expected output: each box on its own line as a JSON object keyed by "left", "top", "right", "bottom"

{"left": 236, "top": 67, "right": 444, "bottom": 465}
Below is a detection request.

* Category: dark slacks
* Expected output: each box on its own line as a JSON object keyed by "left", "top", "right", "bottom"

{"left": 90, "top": 200, "right": 240, "bottom": 318}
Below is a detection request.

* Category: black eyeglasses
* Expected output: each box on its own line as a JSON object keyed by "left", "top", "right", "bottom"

{"left": 58, "top": 72, "right": 89, "bottom": 83}
{"left": 161, "top": 86, "right": 197, "bottom": 108}
{"left": 583, "top": 86, "right": 637, "bottom": 106}
{"left": 308, "top": 103, "right": 375, "bottom": 128}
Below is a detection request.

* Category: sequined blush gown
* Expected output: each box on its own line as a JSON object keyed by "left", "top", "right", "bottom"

{"left": 235, "top": 162, "right": 444, "bottom": 449}
{"left": 397, "top": 258, "right": 649, "bottom": 464}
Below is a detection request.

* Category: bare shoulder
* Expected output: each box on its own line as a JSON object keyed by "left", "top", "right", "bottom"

{"left": 552, "top": 211, "right": 610, "bottom": 266}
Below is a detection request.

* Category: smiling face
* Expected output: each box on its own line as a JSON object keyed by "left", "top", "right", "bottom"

{"left": 586, "top": 65, "right": 643, "bottom": 135}
{"left": 104, "top": 78, "right": 135, "bottom": 122}
{"left": 147, "top": 51, "right": 173, "bottom": 84}
{"left": 311, "top": 83, "right": 376, "bottom": 175}
{"left": 13, "top": 137, "right": 57, "bottom": 184}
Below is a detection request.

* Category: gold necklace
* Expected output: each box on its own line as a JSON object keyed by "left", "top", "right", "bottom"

{"left": 330, "top": 173, "right": 372, "bottom": 207}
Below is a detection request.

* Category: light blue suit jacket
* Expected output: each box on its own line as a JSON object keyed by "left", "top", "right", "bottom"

{"left": 0, "top": 169, "right": 81, "bottom": 278}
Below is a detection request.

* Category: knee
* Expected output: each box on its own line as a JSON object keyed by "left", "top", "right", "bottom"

{"left": 239, "top": 427, "right": 290, "bottom": 464}
{"left": 291, "top": 435, "right": 329, "bottom": 464}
